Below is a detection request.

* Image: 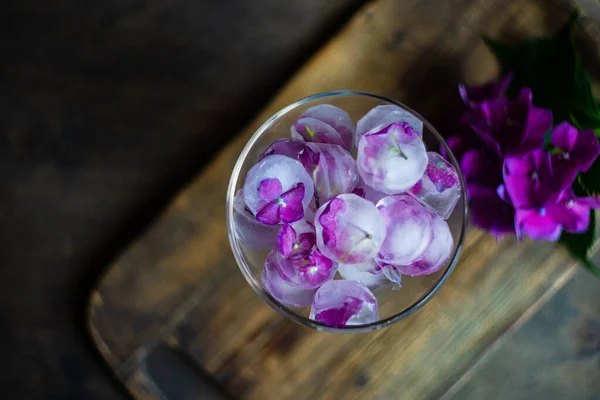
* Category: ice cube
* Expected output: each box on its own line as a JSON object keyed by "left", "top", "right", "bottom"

{"left": 301, "top": 104, "right": 355, "bottom": 151}
{"left": 315, "top": 193, "right": 386, "bottom": 264}
{"left": 262, "top": 251, "right": 317, "bottom": 307}
{"left": 259, "top": 138, "right": 306, "bottom": 161}
{"left": 310, "top": 280, "right": 379, "bottom": 327}
{"left": 233, "top": 189, "right": 279, "bottom": 250}
{"left": 356, "top": 105, "right": 423, "bottom": 147}
{"left": 272, "top": 247, "right": 337, "bottom": 290}
{"left": 376, "top": 195, "right": 433, "bottom": 266}
{"left": 353, "top": 177, "right": 386, "bottom": 205}
{"left": 409, "top": 152, "right": 461, "bottom": 219}
{"left": 338, "top": 259, "right": 388, "bottom": 289}
{"left": 380, "top": 264, "right": 403, "bottom": 288}
{"left": 396, "top": 211, "right": 453, "bottom": 276}
{"left": 357, "top": 122, "right": 428, "bottom": 194}
{"left": 243, "top": 155, "right": 314, "bottom": 224}
{"left": 292, "top": 117, "right": 348, "bottom": 150}
{"left": 299, "top": 142, "right": 359, "bottom": 203}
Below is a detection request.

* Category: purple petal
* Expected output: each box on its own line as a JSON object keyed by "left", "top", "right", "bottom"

{"left": 572, "top": 129, "right": 600, "bottom": 172}
{"left": 521, "top": 106, "right": 552, "bottom": 152}
{"left": 258, "top": 178, "right": 283, "bottom": 202}
{"left": 314, "top": 297, "right": 362, "bottom": 328}
{"left": 460, "top": 149, "right": 503, "bottom": 187}
{"left": 310, "top": 280, "right": 378, "bottom": 327}
{"left": 551, "top": 157, "right": 579, "bottom": 191}
{"left": 467, "top": 184, "right": 515, "bottom": 236}
{"left": 296, "top": 232, "right": 316, "bottom": 254}
{"left": 550, "top": 123, "right": 600, "bottom": 172}
{"left": 577, "top": 196, "right": 600, "bottom": 209}
{"left": 293, "top": 116, "right": 346, "bottom": 148}
{"left": 278, "top": 224, "right": 297, "bottom": 257}
{"left": 302, "top": 104, "right": 355, "bottom": 151}
{"left": 296, "top": 249, "right": 335, "bottom": 287}
{"left": 441, "top": 136, "right": 468, "bottom": 161}
{"left": 262, "top": 251, "right": 317, "bottom": 307}
{"left": 503, "top": 150, "right": 554, "bottom": 208}
{"left": 459, "top": 74, "right": 513, "bottom": 106}
{"left": 279, "top": 183, "right": 306, "bottom": 223}
{"left": 256, "top": 201, "right": 281, "bottom": 225}
{"left": 259, "top": 138, "right": 306, "bottom": 161}
{"left": 550, "top": 122, "right": 578, "bottom": 152}
{"left": 299, "top": 145, "right": 320, "bottom": 173}
{"left": 318, "top": 197, "right": 346, "bottom": 247}
{"left": 546, "top": 199, "right": 590, "bottom": 234}
{"left": 515, "top": 208, "right": 562, "bottom": 242}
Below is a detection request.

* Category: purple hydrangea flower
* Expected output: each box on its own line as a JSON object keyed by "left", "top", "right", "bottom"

{"left": 466, "top": 88, "right": 553, "bottom": 157}
{"left": 503, "top": 149, "right": 556, "bottom": 209}
{"left": 550, "top": 122, "right": 600, "bottom": 187}
{"left": 256, "top": 180, "right": 306, "bottom": 225}
{"left": 516, "top": 192, "right": 600, "bottom": 241}
{"left": 243, "top": 155, "right": 314, "bottom": 225}
{"left": 277, "top": 221, "right": 316, "bottom": 259}
{"left": 274, "top": 248, "right": 337, "bottom": 290}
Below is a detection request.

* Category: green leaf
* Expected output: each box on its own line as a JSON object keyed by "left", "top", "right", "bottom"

{"left": 484, "top": 11, "right": 600, "bottom": 133}
{"left": 580, "top": 157, "right": 600, "bottom": 195}
{"left": 559, "top": 212, "right": 600, "bottom": 278}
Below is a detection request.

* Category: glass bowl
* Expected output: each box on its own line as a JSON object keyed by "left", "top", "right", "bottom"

{"left": 226, "top": 91, "right": 467, "bottom": 333}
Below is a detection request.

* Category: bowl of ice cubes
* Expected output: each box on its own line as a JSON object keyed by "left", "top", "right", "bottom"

{"left": 227, "top": 91, "right": 467, "bottom": 332}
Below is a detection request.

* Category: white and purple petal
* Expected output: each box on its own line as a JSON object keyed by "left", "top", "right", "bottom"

{"left": 357, "top": 122, "right": 428, "bottom": 194}
{"left": 310, "top": 280, "right": 379, "bottom": 327}
{"left": 315, "top": 194, "right": 386, "bottom": 264}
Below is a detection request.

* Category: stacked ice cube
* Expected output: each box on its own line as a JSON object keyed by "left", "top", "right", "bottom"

{"left": 234, "top": 104, "right": 461, "bottom": 328}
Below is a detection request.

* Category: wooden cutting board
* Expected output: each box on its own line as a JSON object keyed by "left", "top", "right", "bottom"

{"left": 87, "top": 0, "right": 600, "bottom": 399}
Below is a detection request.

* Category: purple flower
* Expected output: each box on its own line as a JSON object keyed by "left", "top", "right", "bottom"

{"left": 277, "top": 223, "right": 315, "bottom": 259}
{"left": 516, "top": 193, "right": 600, "bottom": 241}
{"left": 274, "top": 247, "right": 337, "bottom": 289}
{"left": 296, "top": 250, "right": 335, "bottom": 287}
{"left": 256, "top": 180, "right": 306, "bottom": 225}
{"left": 467, "top": 88, "right": 553, "bottom": 157}
{"left": 515, "top": 207, "right": 563, "bottom": 242}
{"left": 550, "top": 122, "right": 600, "bottom": 188}
{"left": 503, "top": 149, "right": 557, "bottom": 209}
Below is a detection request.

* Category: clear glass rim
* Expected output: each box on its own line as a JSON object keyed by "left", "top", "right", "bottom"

{"left": 226, "top": 90, "right": 468, "bottom": 333}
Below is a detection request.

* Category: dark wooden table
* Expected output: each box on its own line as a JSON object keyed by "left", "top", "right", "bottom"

{"left": 87, "top": 0, "right": 600, "bottom": 399}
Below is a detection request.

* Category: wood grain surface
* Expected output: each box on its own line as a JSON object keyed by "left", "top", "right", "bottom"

{"left": 443, "top": 269, "right": 600, "bottom": 399}
{"left": 88, "top": 0, "right": 600, "bottom": 398}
